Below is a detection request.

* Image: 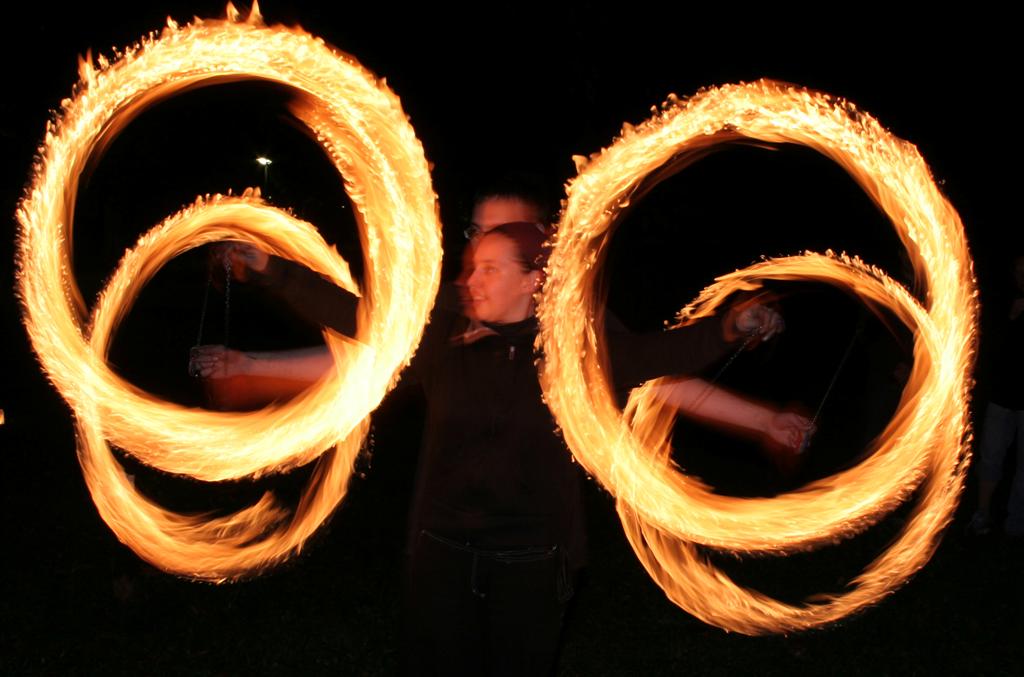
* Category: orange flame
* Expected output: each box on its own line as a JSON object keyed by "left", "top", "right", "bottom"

{"left": 537, "top": 80, "right": 976, "bottom": 634}
{"left": 16, "top": 5, "right": 441, "bottom": 581}
{"left": 17, "top": 7, "right": 974, "bottom": 635}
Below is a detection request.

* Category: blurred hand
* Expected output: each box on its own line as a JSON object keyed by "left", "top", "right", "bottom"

{"left": 189, "top": 345, "right": 250, "bottom": 379}
{"left": 211, "top": 242, "right": 269, "bottom": 282}
{"left": 734, "top": 303, "right": 785, "bottom": 341}
{"left": 759, "top": 411, "right": 814, "bottom": 478}
{"left": 764, "top": 411, "right": 815, "bottom": 451}
{"left": 1010, "top": 297, "right": 1024, "bottom": 321}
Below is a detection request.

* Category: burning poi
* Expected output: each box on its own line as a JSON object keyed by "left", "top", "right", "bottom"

{"left": 538, "top": 82, "right": 977, "bottom": 633}
{"left": 16, "top": 3, "right": 443, "bottom": 582}
{"left": 16, "top": 5, "right": 975, "bottom": 634}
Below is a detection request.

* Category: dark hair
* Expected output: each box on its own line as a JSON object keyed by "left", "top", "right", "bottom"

{"left": 471, "top": 171, "right": 560, "bottom": 226}
{"left": 481, "top": 222, "right": 551, "bottom": 272}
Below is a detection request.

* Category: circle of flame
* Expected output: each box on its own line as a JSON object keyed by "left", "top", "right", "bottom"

{"left": 538, "top": 80, "right": 976, "bottom": 634}
{"left": 16, "top": 7, "right": 441, "bottom": 581}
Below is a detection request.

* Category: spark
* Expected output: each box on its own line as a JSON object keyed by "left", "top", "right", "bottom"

{"left": 537, "top": 80, "right": 976, "bottom": 634}
{"left": 16, "top": 4, "right": 441, "bottom": 581}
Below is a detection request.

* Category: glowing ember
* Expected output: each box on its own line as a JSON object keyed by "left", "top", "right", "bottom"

{"left": 538, "top": 80, "right": 976, "bottom": 634}
{"left": 16, "top": 4, "right": 441, "bottom": 581}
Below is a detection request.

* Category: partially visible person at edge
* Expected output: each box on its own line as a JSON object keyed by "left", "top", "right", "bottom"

{"left": 968, "top": 253, "right": 1024, "bottom": 539}
{"left": 191, "top": 176, "right": 812, "bottom": 675}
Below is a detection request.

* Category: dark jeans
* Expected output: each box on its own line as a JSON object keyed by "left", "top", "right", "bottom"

{"left": 404, "top": 530, "right": 573, "bottom": 676}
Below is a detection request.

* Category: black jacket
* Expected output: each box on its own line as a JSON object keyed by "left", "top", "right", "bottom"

{"left": 257, "top": 259, "right": 735, "bottom": 569}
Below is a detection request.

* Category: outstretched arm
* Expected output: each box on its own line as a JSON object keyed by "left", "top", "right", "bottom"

{"left": 607, "top": 301, "right": 784, "bottom": 390}
{"left": 190, "top": 344, "right": 333, "bottom": 384}
{"left": 218, "top": 242, "right": 360, "bottom": 336}
{"left": 189, "top": 245, "right": 359, "bottom": 409}
{"left": 649, "top": 378, "right": 812, "bottom": 451}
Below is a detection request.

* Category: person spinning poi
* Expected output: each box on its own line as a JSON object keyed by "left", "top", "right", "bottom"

{"left": 190, "top": 186, "right": 813, "bottom": 675}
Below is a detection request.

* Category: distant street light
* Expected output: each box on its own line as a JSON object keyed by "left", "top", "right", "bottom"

{"left": 255, "top": 156, "right": 272, "bottom": 191}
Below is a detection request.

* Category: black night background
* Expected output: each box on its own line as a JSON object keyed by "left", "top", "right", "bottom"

{"left": 1, "top": 3, "right": 1019, "bottom": 674}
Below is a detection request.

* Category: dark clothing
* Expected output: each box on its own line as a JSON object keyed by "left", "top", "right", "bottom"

{"left": 405, "top": 530, "right": 570, "bottom": 676}
{"left": 989, "top": 304, "right": 1024, "bottom": 409}
{"left": 976, "top": 298, "right": 1024, "bottom": 536}
{"left": 256, "top": 258, "right": 736, "bottom": 673}
{"left": 407, "top": 313, "right": 589, "bottom": 569}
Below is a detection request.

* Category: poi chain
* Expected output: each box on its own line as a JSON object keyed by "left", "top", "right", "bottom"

{"left": 17, "top": 7, "right": 975, "bottom": 633}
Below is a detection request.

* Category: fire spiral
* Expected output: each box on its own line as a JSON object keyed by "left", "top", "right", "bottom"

{"left": 18, "top": 7, "right": 972, "bottom": 634}
{"left": 537, "top": 80, "right": 976, "bottom": 634}
{"left": 16, "top": 5, "right": 441, "bottom": 581}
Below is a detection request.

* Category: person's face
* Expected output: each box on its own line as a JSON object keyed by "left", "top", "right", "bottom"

{"left": 470, "top": 197, "right": 542, "bottom": 235}
{"left": 466, "top": 233, "right": 539, "bottom": 324}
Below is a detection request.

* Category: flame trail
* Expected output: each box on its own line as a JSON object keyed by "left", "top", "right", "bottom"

{"left": 537, "top": 80, "right": 976, "bottom": 634}
{"left": 16, "top": 5, "right": 974, "bottom": 634}
{"left": 16, "top": 4, "right": 441, "bottom": 581}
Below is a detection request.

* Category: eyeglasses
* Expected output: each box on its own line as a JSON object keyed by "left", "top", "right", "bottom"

{"left": 464, "top": 221, "right": 549, "bottom": 240}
